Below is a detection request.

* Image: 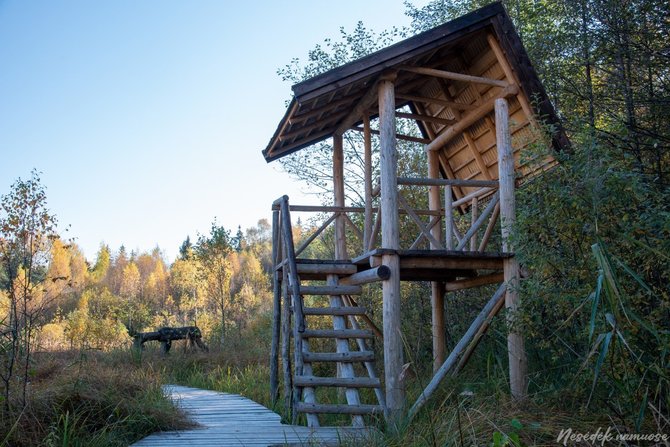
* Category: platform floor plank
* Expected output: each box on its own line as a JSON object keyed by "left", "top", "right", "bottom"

{"left": 132, "top": 385, "right": 371, "bottom": 446}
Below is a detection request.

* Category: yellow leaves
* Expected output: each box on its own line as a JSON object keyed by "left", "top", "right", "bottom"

{"left": 37, "top": 323, "right": 65, "bottom": 351}
{"left": 120, "top": 262, "right": 140, "bottom": 299}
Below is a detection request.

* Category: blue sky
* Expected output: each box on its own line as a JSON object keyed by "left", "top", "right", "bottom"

{"left": 0, "top": 1, "right": 425, "bottom": 262}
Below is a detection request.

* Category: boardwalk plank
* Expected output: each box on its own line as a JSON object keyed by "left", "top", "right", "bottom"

{"left": 132, "top": 385, "right": 371, "bottom": 446}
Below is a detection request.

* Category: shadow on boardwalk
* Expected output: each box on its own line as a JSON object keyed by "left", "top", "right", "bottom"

{"left": 132, "top": 385, "right": 372, "bottom": 447}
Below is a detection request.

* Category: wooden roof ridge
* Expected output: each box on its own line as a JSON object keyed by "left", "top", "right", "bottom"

{"left": 262, "top": 1, "right": 569, "bottom": 164}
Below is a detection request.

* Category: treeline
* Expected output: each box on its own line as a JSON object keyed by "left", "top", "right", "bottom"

{"left": 0, "top": 173, "right": 275, "bottom": 380}
{"left": 37, "top": 221, "right": 273, "bottom": 352}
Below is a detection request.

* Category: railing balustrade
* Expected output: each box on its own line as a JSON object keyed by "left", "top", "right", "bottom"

{"left": 272, "top": 178, "right": 502, "bottom": 268}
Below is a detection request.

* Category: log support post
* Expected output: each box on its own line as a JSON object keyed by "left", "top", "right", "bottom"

{"left": 333, "top": 133, "right": 347, "bottom": 399}
{"left": 270, "top": 209, "right": 281, "bottom": 406}
{"left": 427, "top": 150, "right": 445, "bottom": 372}
{"left": 363, "top": 115, "right": 373, "bottom": 250}
{"left": 379, "top": 76, "right": 404, "bottom": 421}
{"left": 333, "top": 134, "right": 348, "bottom": 261}
{"left": 495, "top": 98, "right": 528, "bottom": 402}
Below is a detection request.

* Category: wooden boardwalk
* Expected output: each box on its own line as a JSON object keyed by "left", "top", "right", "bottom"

{"left": 132, "top": 385, "right": 372, "bottom": 446}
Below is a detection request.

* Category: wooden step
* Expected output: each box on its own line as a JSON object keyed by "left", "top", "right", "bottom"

{"left": 294, "top": 375, "right": 381, "bottom": 388}
{"left": 303, "top": 306, "right": 368, "bottom": 316}
{"left": 300, "top": 285, "right": 362, "bottom": 296}
{"left": 296, "top": 262, "right": 357, "bottom": 276}
{"left": 295, "top": 402, "right": 384, "bottom": 415}
{"left": 302, "top": 329, "right": 374, "bottom": 339}
{"left": 303, "top": 351, "right": 375, "bottom": 363}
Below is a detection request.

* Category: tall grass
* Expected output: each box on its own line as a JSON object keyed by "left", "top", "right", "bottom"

{"left": 0, "top": 350, "right": 190, "bottom": 447}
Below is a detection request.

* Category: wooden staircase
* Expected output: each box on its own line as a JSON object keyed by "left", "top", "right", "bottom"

{"left": 274, "top": 197, "right": 385, "bottom": 428}
{"left": 290, "top": 261, "right": 385, "bottom": 427}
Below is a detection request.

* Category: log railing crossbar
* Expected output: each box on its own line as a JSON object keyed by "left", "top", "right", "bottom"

{"left": 273, "top": 180, "right": 501, "bottom": 260}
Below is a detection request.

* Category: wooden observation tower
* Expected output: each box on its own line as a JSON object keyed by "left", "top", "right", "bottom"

{"left": 264, "top": 2, "right": 568, "bottom": 427}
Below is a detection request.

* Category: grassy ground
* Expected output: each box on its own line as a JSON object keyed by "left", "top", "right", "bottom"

{"left": 0, "top": 342, "right": 277, "bottom": 447}
{"left": 0, "top": 349, "right": 191, "bottom": 447}
{"left": 2, "top": 342, "right": 661, "bottom": 446}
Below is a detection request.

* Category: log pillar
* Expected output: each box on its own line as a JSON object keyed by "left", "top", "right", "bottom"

{"left": 378, "top": 76, "right": 404, "bottom": 419}
{"left": 495, "top": 98, "right": 528, "bottom": 402}
{"left": 363, "top": 115, "right": 373, "bottom": 250}
{"left": 333, "top": 133, "right": 347, "bottom": 402}
{"left": 427, "top": 150, "right": 445, "bottom": 372}
{"left": 270, "top": 208, "right": 281, "bottom": 406}
{"left": 333, "top": 134, "right": 347, "bottom": 260}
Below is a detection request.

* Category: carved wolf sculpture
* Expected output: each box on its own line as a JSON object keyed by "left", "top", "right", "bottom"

{"left": 133, "top": 326, "right": 208, "bottom": 354}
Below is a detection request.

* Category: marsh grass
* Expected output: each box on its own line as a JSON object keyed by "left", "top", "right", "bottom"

{"left": 0, "top": 350, "right": 191, "bottom": 447}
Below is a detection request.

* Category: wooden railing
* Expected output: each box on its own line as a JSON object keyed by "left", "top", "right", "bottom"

{"left": 270, "top": 195, "right": 306, "bottom": 421}
{"left": 397, "top": 177, "right": 501, "bottom": 252}
{"left": 271, "top": 178, "right": 502, "bottom": 266}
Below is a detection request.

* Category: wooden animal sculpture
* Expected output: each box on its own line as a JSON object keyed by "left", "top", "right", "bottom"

{"left": 133, "top": 326, "right": 208, "bottom": 354}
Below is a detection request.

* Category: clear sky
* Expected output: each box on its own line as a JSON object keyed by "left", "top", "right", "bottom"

{"left": 0, "top": 0, "right": 425, "bottom": 262}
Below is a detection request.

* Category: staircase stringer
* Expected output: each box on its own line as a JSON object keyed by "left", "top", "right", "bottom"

{"left": 327, "top": 275, "right": 365, "bottom": 427}
{"left": 341, "top": 294, "right": 386, "bottom": 410}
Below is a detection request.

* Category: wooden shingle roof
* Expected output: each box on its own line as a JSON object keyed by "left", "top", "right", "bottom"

{"left": 262, "top": 2, "right": 568, "bottom": 183}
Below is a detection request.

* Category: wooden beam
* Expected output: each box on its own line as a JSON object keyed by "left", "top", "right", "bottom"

{"left": 399, "top": 256, "right": 504, "bottom": 271}
{"left": 496, "top": 98, "right": 528, "bottom": 402}
{"left": 303, "top": 307, "right": 368, "bottom": 316}
{"left": 295, "top": 403, "right": 383, "bottom": 415}
{"left": 437, "top": 151, "right": 465, "bottom": 200}
{"left": 340, "top": 266, "right": 391, "bottom": 286}
{"left": 408, "top": 283, "right": 506, "bottom": 420}
{"left": 363, "top": 114, "right": 373, "bottom": 251}
{"left": 470, "top": 196, "right": 479, "bottom": 251}
{"left": 300, "top": 285, "right": 362, "bottom": 296}
{"left": 266, "top": 100, "right": 298, "bottom": 159}
{"left": 478, "top": 202, "right": 500, "bottom": 252}
{"left": 349, "top": 126, "right": 430, "bottom": 144}
{"left": 303, "top": 351, "right": 374, "bottom": 363}
{"left": 444, "top": 273, "right": 504, "bottom": 292}
{"left": 379, "top": 78, "right": 404, "bottom": 420}
{"left": 280, "top": 264, "right": 292, "bottom": 418}
{"left": 328, "top": 274, "right": 364, "bottom": 427}
{"left": 453, "top": 292, "right": 506, "bottom": 375}
{"left": 285, "top": 109, "right": 349, "bottom": 131}
{"left": 426, "top": 84, "right": 519, "bottom": 152}
{"left": 293, "top": 213, "right": 337, "bottom": 258}
{"left": 280, "top": 204, "right": 440, "bottom": 217}
{"left": 270, "top": 128, "right": 333, "bottom": 159}
{"left": 294, "top": 376, "right": 380, "bottom": 388}
{"left": 464, "top": 132, "right": 493, "bottom": 180}
{"left": 270, "top": 209, "right": 281, "bottom": 406}
{"left": 434, "top": 77, "right": 493, "bottom": 186}
{"left": 334, "top": 81, "right": 380, "bottom": 136}
{"left": 397, "top": 177, "right": 498, "bottom": 188}
{"left": 289, "top": 94, "right": 360, "bottom": 124}
{"left": 295, "top": 262, "right": 357, "bottom": 276}
{"left": 451, "top": 187, "right": 495, "bottom": 209}
{"left": 333, "top": 135, "right": 347, "bottom": 261}
{"left": 455, "top": 192, "right": 500, "bottom": 251}
{"left": 399, "top": 65, "right": 509, "bottom": 88}
{"left": 397, "top": 92, "right": 476, "bottom": 111}
{"left": 342, "top": 294, "right": 384, "bottom": 340}
{"left": 428, "top": 150, "right": 445, "bottom": 373}
{"left": 398, "top": 193, "right": 443, "bottom": 249}
{"left": 302, "top": 329, "right": 374, "bottom": 339}
{"left": 487, "top": 33, "right": 537, "bottom": 129}
{"left": 343, "top": 213, "right": 364, "bottom": 245}
{"left": 280, "top": 116, "right": 333, "bottom": 141}
{"left": 300, "top": 339, "right": 319, "bottom": 427}
{"left": 396, "top": 111, "right": 455, "bottom": 126}
{"left": 444, "top": 184, "right": 453, "bottom": 250}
